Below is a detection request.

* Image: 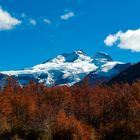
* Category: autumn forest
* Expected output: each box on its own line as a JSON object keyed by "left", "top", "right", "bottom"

{"left": 0, "top": 78, "right": 139, "bottom": 140}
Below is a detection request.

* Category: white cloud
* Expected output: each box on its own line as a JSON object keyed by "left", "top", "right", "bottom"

{"left": 29, "top": 18, "right": 37, "bottom": 26}
{"left": 43, "top": 18, "right": 51, "bottom": 25}
{"left": 104, "top": 28, "right": 140, "bottom": 52}
{"left": 60, "top": 11, "right": 75, "bottom": 20}
{"left": 21, "top": 13, "right": 26, "bottom": 18}
{"left": 0, "top": 7, "right": 21, "bottom": 30}
{"left": 104, "top": 31, "right": 123, "bottom": 46}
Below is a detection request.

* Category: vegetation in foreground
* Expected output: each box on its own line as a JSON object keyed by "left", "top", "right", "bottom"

{"left": 0, "top": 78, "right": 139, "bottom": 140}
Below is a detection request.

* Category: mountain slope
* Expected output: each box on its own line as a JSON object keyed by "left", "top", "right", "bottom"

{"left": 108, "top": 62, "right": 140, "bottom": 84}
{"left": 82, "top": 62, "right": 130, "bottom": 85}
{"left": 0, "top": 50, "right": 130, "bottom": 87}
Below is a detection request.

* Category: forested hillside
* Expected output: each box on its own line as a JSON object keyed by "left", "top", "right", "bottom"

{"left": 0, "top": 78, "right": 139, "bottom": 140}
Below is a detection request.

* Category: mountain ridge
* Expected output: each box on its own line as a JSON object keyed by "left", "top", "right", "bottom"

{"left": 0, "top": 50, "right": 131, "bottom": 87}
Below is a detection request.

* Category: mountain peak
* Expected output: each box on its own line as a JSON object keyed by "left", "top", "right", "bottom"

{"left": 93, "top": 51, "right": 113, "bottom": 67}
{"left": 75, "top": 49, "right": 85, "bottom": 55}
{"left": 49, "top": 49, "right": 90, "bottom": 63}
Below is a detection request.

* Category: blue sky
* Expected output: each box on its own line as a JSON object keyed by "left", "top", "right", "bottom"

{"left": 0, "top": 0, "right": 140, "bottom": 70}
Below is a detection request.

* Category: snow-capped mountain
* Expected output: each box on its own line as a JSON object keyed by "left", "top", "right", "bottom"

{"left": 0, "top": 50, "right": 130, "bottom": 87}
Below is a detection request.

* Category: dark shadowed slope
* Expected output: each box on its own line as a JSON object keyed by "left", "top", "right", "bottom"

{"left": 108, "top": 62, "right": 140, "bottom": 84}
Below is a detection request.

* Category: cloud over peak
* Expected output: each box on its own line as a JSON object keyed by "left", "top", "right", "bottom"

{"left": 104, "top": 28, "right": 140, "bottom": 52}
{"left": 0, "top": 7, "right": 21, "bottom": 30}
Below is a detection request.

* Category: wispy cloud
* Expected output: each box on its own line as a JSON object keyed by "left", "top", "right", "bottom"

{"left": 104, "top": 28, "right": 140, "bottom": 52}
{"left": 0, "top": 6, "right": 75, "bottom": 31}
{"left": 29, "top": 18, "right": 37, "bottom": 26}
{"left": 21, "top": 13, "right": 26, "bottom": 18}
{"left": 43, "top": 18, "right": 51, "bottom": 25}
{"left": 60, "top": 11, "right": 75, "bottom": 20}
{"left": 0, "top": 7, "right": 21, "bottom": 30}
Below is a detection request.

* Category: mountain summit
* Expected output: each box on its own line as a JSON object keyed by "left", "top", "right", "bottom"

{"left": 93, "top": 52, "right": 113, "bottom": 67}
{"left": 47, "top": 50, "right": 92, "bottom": 63}
{"left": 0, "top": 50, "right": 130, "bottom": 87}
